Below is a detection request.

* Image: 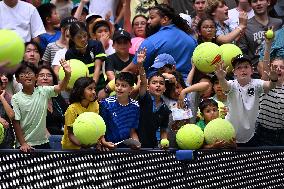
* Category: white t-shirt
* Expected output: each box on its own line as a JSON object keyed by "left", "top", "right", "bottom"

{"left": 105, "top": 40, "right": 115, "bottom": 56}
{"left": 52, "top": 48, "right": 67, "bottom": 66}
{"left": 225, "top": 79, "right": 264, "bottom": 143}
{"left": 89, "top": 0, "right": 118, "bottom": 20}
{"left": 0, "top": 1, "right": 45, "bottom": 42}
{"left": 226, "top": 8, "right": 255, "bottom": 30}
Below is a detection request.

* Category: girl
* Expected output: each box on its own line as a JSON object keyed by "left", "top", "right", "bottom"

{"left": 65, "top": 22, "right": 106, "bottom": 92}
{"left": 197, "top": 17, "right": 217, "bottom": 44}
{"left": 36, "top": 65, "right": 68, "bottom": 135}
{"left": 197, "top": 99, "right": 236, "bottom": 149}
{"left": 61, "top": 77, "right": 99, "bottom": 150}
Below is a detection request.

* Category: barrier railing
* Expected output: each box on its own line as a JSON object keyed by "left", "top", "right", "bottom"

{"left": 1, "top": 147, "right": 284, "bottom": 188}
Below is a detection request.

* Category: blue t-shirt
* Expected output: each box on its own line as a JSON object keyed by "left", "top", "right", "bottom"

{"left": 133, "top": 24, "right": 197, "bottom": 80}
{"left": 39, "top": 30, "right": 61, "bottom": 51}
{"left": 100, "top": 96, "right": 140, "bottom": 143}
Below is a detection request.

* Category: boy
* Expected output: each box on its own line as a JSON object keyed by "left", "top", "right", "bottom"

{"left": 12, "top": 60, "right": 71, "bottom": 152}
{"left": 105, "top": 30, "right": 133, "bottom": 81}
{"left": 137, "top": 49, "right": 171, "bottom": 148}
{"left": 100, "top": 72, "right": 140, "bottom": 149}
{"left": 215, "top": 54, "right": 278, "bottom": 146}
{"left": 37, "top": 3, "right": 61, "bottom": 52}
{"left": 42, "top": 16, "right": 77, "bottom": 66}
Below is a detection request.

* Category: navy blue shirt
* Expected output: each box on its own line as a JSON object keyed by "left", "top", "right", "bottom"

{"left": 133, "top": 24, "right": 197, "bottom": 80}
{"left": 100, "top": 96, "right": 140, "bottom": 143}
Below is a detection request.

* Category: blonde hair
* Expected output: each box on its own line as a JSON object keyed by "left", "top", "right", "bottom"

{"left": 206, "top": 0, "right": 226, "bottom": 16}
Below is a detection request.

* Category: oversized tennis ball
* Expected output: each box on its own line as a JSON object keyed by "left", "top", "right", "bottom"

{"left": 204, "top": 118, "right": 235, "bottom": 145}
{"left": 59, "top": 59, "right": 89, "bottom": 89}
{"left": 73, "top": 112, "right": 106, "bottom": 145}
{"left": 176, "top": 124, "right": 204, "bottom": 150}
{"left": 192, "top": 42, "right": 221, "bottom": 73}
{"left": 217, "top": 101, "right": 225, "bottom": 119}
{"left": 265, "top": 29, "right": 274, "bottom": 39}
{"left": 0, "top": 29, "right": 25, "bottom": 68}
{"left": 0, "top": 123, "right": 4, "bottom": 144}
{"left": 220, "top": 44, "right": 242, "bottom": 72}
{"left": 160, "top": 139, "right": 169, "bottom": 148}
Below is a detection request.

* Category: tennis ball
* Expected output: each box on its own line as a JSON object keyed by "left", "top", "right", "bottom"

{"left": 59, "top": 59, "right": 89, "bottom": 89}
{"left": 220, "top": 44, "right": 242, "bottom": 72}
{"left": 0, "top": 29, "right": 25, "bottom": 68}
{"left": 0, "top": 123, "right": 4, "bottom": 144}
{"left": 217, "top": 101, "right": 225, "bottom": 119}
{"left": 192, "top": 42, "right": 221, "bottom": 73}
{"left": 176, "top": 124, "right": 204, "bottom": 150}
{"left": 204, "top": 118, "right": 235, "bottom": 145}
{"left": 265, "top": 29, "right": 274, "bottom": 39}
{"left": 73, "top": 112, "right": 106, "bottom": 146}
{"left": 160, "top": 139, "right": 169, "bottom": 148}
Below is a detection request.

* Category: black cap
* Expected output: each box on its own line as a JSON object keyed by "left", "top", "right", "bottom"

{"left": 60, "top": 16, "right": 77, "bottom": 28}
{"left": 113, "top": 30, "right": 131, "bottom": 42}
{"left": 92, "top": 19, "right": 112, "bottom": 33}
{"left": 231, "top": 54, "right": 252, "bottom": 68}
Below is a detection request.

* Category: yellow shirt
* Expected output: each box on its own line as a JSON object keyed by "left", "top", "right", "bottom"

{"left": 61, "top": 101, "right": 99, "bottom": 150}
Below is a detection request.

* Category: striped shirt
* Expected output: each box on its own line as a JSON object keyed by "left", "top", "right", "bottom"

{"left": 100, "top": 96, "right": 140, "bottom": 143}
{"left": 42, "top": 42, "right": 64, "bottom": 65}
{"left": 257, "top": 85, "right": 284, "bottom": 129}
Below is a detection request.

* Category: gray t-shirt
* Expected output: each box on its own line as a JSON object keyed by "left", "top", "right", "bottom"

{"left": 238, "top": 17, "right": 282, "bottom": 75}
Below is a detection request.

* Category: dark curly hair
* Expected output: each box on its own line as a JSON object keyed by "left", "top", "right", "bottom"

{"left": 69, "top": 77, "right": 96, "bottom": 104}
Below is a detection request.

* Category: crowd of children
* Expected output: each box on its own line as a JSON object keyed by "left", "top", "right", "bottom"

{"left": 0, "top": 0, "right": 284, "bottom": 151}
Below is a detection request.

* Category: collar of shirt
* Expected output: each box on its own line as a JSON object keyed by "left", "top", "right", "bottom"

{"left": 150, "top": 94, "right": 165, "bottom": 113}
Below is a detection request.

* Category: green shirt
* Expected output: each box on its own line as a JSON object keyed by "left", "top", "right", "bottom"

{"left": 196, "top": 120, "right": 206, "bottom": 131}
{"left": 12, "top": 86, "right": 57, "bottom": 147}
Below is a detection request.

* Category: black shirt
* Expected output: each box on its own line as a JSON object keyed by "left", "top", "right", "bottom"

{"left": 105, "top": 53, "right": 134, "bottom": 74}
{"left": 138, "top": 92, "right": 171, "bottom": 148}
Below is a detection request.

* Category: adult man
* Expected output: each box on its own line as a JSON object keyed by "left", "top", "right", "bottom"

{"left": 124, "top": 4, "right": 197, "bottom": 81}
{"left": 238, "top": 0, "right": 282, "bottom": 78}
{"left": 0, "top": 0, "right": 45, "bottom": 43}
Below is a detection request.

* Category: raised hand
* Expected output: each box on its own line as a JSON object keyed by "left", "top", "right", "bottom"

{"left": 60, "top": 59, "right": 71, "bottom": 77}
{"left": 214, "top": 61, "right": 227, "bottom": 80}
{"left": 137, "top": 48, "right": 146, "bottom": 67}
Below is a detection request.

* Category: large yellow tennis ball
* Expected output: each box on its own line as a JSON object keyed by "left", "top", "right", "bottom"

{"left": 0, "top": 123, "right": 4, "bottom": 144}
{"left": 73, "top": 112, "right": 106, "bottom": 146}
{"left": 59, "top": 59, "right": 89, "bottom": 89}
{"left": 192, "top": 42, "right": 221, "bottom": 73}
{"left": 0, "top": 29, "right": 24, "bottom": 68}
{"left": 220, "top": 44, "right": 242, "bottom": 72}
{"left": 265, "top": 29, "right": 274, "bottom": 39}
{"left": 176, "top": 124, "right": 204, "bottom": 150}
{"left": 217, "top": 100, "right": 225, "bottom": 119}
{"left": 204, "top": 118, "right": 235, "bottom": 145}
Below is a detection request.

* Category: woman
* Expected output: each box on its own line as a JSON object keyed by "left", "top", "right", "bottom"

{"left": 36, "top": 65, "right": 68, "bottom": 135}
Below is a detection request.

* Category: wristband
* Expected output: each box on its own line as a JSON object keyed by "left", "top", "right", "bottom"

{"left": 104, "top": 86, "right": 112, "bottom": 94}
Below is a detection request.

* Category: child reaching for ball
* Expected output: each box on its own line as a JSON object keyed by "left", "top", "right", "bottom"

{"left": 197, "top": 99, "right": 236, "bottom": 149}
{"left": 61, "top": 77, "right": 100, "bottom": 150}
{"left": 12, "top": 60, "right": 71, "bottom": 152}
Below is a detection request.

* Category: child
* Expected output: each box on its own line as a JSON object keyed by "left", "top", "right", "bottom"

{"left": 100, "top": 72, "right": 140, "bottom": 149}
{"left": 37, "top": 3, "right": 61, "bottom": 52}
{"left": 215, "top": 54, "right": 278, "bottom": 146}
{"left": 197, "top": 17, "right": 217, "bottom": 44}
{"left": 61, "top": 77, "right": 99, "bottom": 150}
{"left": 197, "top": 98, "right": 236, "bottom": 149}
{"left": 65, "top": 22, "right": 106, "bottom": 92}
{"left": 137, "top": 49, "right": 171, "bottom": 148}
{"left": 105, "top": 30, "right": 133, "bottom": 81}
{"left": 42, "top": 16, "right": 77, "bottom": 66}
{"left": 12, "top": 60, "right": 71, "bottom": 152}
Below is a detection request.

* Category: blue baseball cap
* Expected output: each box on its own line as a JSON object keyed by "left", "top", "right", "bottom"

{"left": 150, "top": 53, "right": 176, "bottom": 69}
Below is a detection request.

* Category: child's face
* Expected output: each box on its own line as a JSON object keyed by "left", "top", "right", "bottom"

{"left": 83, "top": 82, "right": 97, "bottom": 102}
{"left": 271, "top": 59, "right": 284, "bottom": 80}
{"left": 115, "top": 79, "right": 133, "bottom": 98}
{"left": 213, "top": 81, "right": 225, "bottom": 96}
{"left": 170, "top": 82, "right": 183, "bottom": 100}
{"left": 73, "top": 30, "right": 88, "bottom": 48}
{"left": 213, "top": 2, "right": 229, "bottom": 21}
{"left": 200, "top": 19, "right": 216, "bottom": 41}
{"left": 50, "top": 9, "right": 60, "bottom": 26}
{"left": 147, "top": 76, "right": 166, "bottom": 97}
{"left": 95, "top": 26, "right": 110, "bottom": 40}
{"left": 233, "top": 62, "right": 253, "bottom": 81}
{"left": 17, "top": 68, "right": 37, "bottom": 87}
{"left": 24, "top": 44, "right": 40, "bottom": 66}
{"left": 0, "top": 75, "right": 8, "bottom": 89}
{"left": 202, "top": 105, "right": 219, "bottom": 124}
{"left": 37, "top": 68, "right": 54, "bottom": 86}
{"left": 113, "top": 39, "right": 131, "bottom": 54}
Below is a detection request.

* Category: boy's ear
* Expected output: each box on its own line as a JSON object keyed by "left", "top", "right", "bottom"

{"left": 46, "top": 16, "right": 51, "bottom": 24}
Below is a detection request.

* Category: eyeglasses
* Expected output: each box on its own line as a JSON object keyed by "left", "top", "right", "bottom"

{"left": 38, "top": 73, "right": 53, "bottom": 78}
{"left": 19, "top": 72, "right": 35, "bottom": 78}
